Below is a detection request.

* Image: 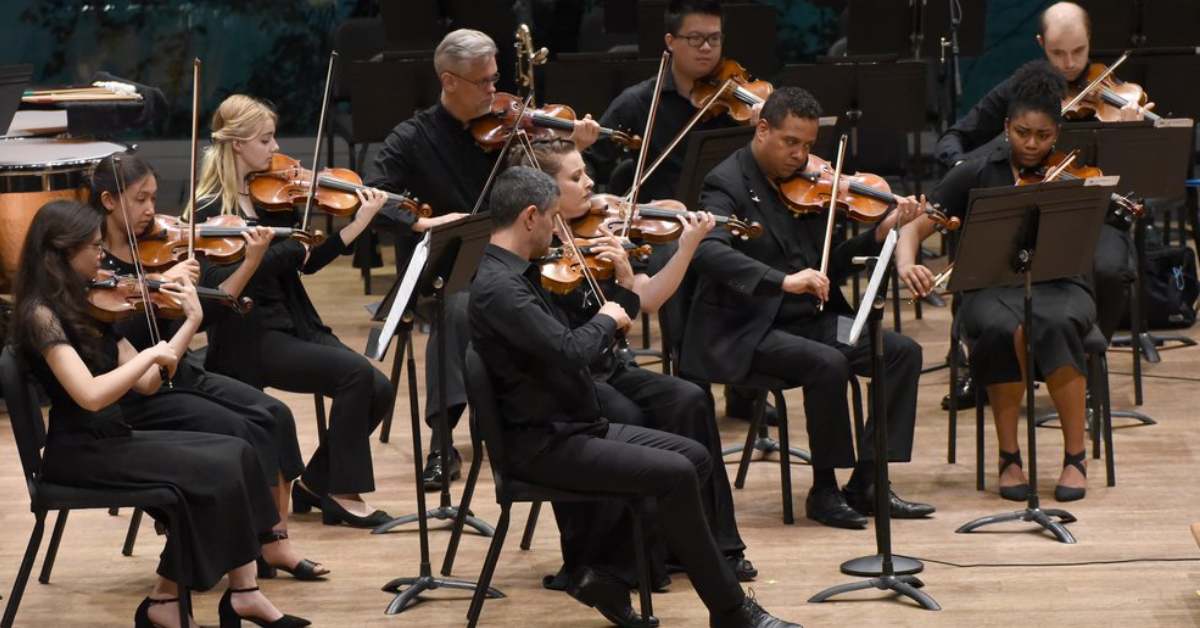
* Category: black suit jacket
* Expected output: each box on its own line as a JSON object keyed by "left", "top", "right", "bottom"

{"left": 681, "top": 146, "right": 883, "bottom": 383}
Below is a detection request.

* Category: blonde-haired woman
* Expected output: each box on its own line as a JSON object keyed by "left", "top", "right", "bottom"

{"left": 194, "top": 94, "right": 396, "bottom": 528}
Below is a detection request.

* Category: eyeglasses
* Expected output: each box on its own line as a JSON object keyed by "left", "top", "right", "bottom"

{"left": 447, "top": 70, "right": 500, "bottom": 89}
{"left": 674, "top": 31, "right": 724, "bottom": 49}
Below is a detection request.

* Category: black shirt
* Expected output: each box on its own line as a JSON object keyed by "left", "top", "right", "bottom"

{"left": 589, "top": 69, "right": 737, "bottom": 201}
{"left": 469, "top": 243, "right": 622, "bottom": 433}
{"left": 367, "top": 102, "right": 497, "bottom": 225}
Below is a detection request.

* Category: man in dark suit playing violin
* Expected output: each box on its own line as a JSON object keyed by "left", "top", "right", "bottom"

{"left": 682, "top": 87, "right": 935, "bottom": 529}
{"left": 366, "top": 28, "right": 600, "bottom": 491}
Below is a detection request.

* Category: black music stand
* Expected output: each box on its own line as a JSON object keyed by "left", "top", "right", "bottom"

{"left": 952, "top": 180, "right": 1111, "bottom": 544}
{"left": 1057, "top": 120, "right": 1197, "bottom": 376}
{"left": 372, "top": 214, "right": 502, "bottom": 614}
{"left": 809, "top": 231, "right": 941, "bottom": 611}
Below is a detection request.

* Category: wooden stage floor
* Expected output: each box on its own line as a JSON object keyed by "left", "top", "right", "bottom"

{"left": 2, "top": 251, "right": 1199, "bottom": 627}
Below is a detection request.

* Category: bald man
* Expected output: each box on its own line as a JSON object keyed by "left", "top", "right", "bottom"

{"left": 936, "top": 1, "right": 1153, "bottom": 168}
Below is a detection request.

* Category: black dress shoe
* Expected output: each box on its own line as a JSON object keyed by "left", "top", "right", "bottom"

{"left": 1053, "top": 450, "right": 1087, "bottom": 502}
{"left": 725, "top": 387, "right": 779, "bottom": 426}
{"left": 941, "top": 373, "right": 987, "bottom": 410}
{"left": 421, "top": 448, "right": 462, "bottom": 492}
{"left": 727, "top": 555, "right": 758, "bottom": 582}
{"left": 319, "top": 495, "right": 393, "bottom": 528}
{"left": 805, "top": 487, "right": 868, "bottom": 530}
{"left": 843, "top": 483, "right": 936, "bottom": 519}
{"left": 711, "top": 594, "right": 801, "bottom": 628}
{"left": 568, "top": 567, "right": 659, "bottom": 628}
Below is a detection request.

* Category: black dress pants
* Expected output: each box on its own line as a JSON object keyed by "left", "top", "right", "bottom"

{"left": 424, "top": 291, "right": 470, "bottom": 447}
{"left": 1093, "top": 223, "right": 1136, "bottom": 341}
{"left": 596, "top": 365, "right": 745, "bottom": 556}
{"left": 257, "top": 329, "right": 393, "bottom": 495}
{"left": 507, "top": 422, "right": 744, "bottom": 616}
{"left": 748, "top": 311, "right": 921, "bottom": 469}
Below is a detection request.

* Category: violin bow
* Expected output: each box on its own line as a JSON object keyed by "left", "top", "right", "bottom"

{"left": 111, "top": 155, "right": 171, "bottom": 386}
{"left": 1061, "top": 51, "right": 1130, "bottom": 116}
{"left": 816, "top": 134, "right": 849, "bottom": 312}
{"left": 622, "top": 50, "right": 671, "bottom": 239}
{"left": 624, "top": 78, "right": 734, "bottom": 197}
{"left": 187, "top": 58, "right": 200, "bottom": 260}
{"left": 301, "top": 51, "right": 338, "bottom": 234}
{"left": 471, "top": 91, "right": 537, "bottom": 215}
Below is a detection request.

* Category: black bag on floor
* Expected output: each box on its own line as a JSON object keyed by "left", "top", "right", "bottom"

{"left": 1129, "top": 244, "right": 1199, "bottom": 329}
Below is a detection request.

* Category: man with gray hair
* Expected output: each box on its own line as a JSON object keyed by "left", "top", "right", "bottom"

{"left": 367, "top": 28, "right": 600, "bottom": 492}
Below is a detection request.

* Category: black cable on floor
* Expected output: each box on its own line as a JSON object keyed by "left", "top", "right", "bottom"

{"left": 910, "top": 555, "right": 1200, "bottom": 569}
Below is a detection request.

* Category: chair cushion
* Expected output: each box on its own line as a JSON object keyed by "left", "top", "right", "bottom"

{"left": 500, "top": 477, "right": 643, "bottom": 506}
{"left": 33, "top": 481, "right": 179, "bottom": 513}
{"left": 1083, "top": 325, "right": 1108, "bottom": 354}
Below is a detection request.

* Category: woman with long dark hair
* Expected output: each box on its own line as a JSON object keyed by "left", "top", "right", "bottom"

{"left": 91, "top": 153, "right": 328, "bottom": 580}
{"left": 8, "top": 199, "right": 308, "bottom": 627}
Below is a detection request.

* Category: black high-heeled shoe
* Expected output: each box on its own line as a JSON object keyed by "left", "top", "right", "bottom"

{"left": 1054, "top": 450, "right": 1088, "bottom": 502}
{"left": 320, "top": 494, "right": 392, "bottom": 528}
{"left": 291, "top": 483, "right": 321, "bottom": 515}
{"left": 998, "top": 449, "right": 1031, "bottom": 501}
{"left": 257, "top": 530, "right": 329, "bottom": 581}
{"left": 134, "top": 596, "right": 186, "bottom": 628}
{"left": 217, "top": 587, "right": 310, "bottom": 628}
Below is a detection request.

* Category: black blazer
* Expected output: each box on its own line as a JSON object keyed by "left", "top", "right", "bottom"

{"left": 680, "top": 146, "right": 882, "bottom": 383}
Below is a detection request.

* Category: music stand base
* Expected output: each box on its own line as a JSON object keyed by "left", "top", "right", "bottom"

{"left": 373, "top": 506, "right": 495, "bottom": 537}
{"left": 956, "top": 507, "right": 1078, "bottom": 544}
{"left": 840, "top": 553, "right": 924, "bottom": 577}
{"left": 808, "top": 573, "right": 940, "bottom": 610}
{"left": 720, "top": 437, "right": 811, "bottom": 463}
{"left": 380, "top": 575, "right": 503, "bottom": 615}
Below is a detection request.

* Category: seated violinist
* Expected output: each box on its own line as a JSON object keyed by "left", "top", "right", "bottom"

{"left": 470, "top": 165, "right": 798, "bottom": 628}
{"left": 506, "top": 139, "right": 761, "bottom": 597}
{"left": 366, "top": 27, "right": 601, "bottom": 491}
{"left": 682, "top": 87, "right": 934, "bottom": 529}
{"left": 898, "top": 61, "right": 1099, "bottom": 502}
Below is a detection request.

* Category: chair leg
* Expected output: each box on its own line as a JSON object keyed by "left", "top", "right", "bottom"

{"left": 850, "top": 378, "right": 866, "bottom": 454}
{"left": 733, "top": 392, "right": 766, "bottom": 489}
{"left": 168, "top": 513, "right": 189, "bottom": 628}
{"left": 3, "top": 510, "right": 47, "bottom": 628}
{"left": 773, "top": 390, "right": 794, "bottom": 525}
{"left": 948, "top": 328, "right": 960, "bottom": 464}
{"left": 975, "top": 373, "right": 985, "bottom": 491}
{"left": 1088, "top": 355, "right": 1102, "bottom": 459}
{"left": 520, "top": 501, "right": 541, "bottom": 551}
{"left": 37, "top": 510, "right": 67, "bottom": 585}
{"left": 1099, "top": 353, "right": 1116, "bottom": 486}
{"left": 466, "top": 504, "right": 511, "bottom": 628}
{"left": 107, "top": 507, "right": 119, "bottom": 516}
{"left": 122, "top": 508, "right": 143, "bottom": 556}
{"left": 629, "top": 505, "right": 654, "bottom": 627}
{"left": 314, "top": 395, "right": 328, "bottom": 448}
{"left": 441, "top": 421, "right": 484, "bottom": 576}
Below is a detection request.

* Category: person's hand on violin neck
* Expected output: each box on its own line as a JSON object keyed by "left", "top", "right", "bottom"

{"left": 782, "top": 268, "right": 829, "bottom": 302}
{"left": 413, "top": 212, "right": 470, "bottom": 234}
{"left": 336, "top": 187, "right": 388, "bottom": 247}
{"left": 240, "top": 226, "right": 274, "bottom": 270}
{"left": 598, "top": 300, "right": 633, "bottom": 332}
{"left": 161, "top": 258, "right": 201, "bottom": 286}
{"left": 158, "top": 280, "right": 203, "bottom": 324}
{"left": 1119, "top": 99, "right": 1154, "bottom": 122}
{"left": 591, "top": 224, "right": 636, "bottom": 288}
{"left": 675, "top": 210, "right": 717, "bottom": 255}
{"left": 877, "top": 194, "right": 925, "bottom": 242}
{"left": 569, "top": 114, "right": 602, "bottom": 151}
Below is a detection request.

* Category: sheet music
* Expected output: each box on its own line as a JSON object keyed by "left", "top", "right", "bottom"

{"left": 367, "top": 231, "right": 430, "bottom": 361}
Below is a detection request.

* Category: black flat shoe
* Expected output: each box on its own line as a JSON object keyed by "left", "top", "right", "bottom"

{"left": 1054, "top": 450, "right": 1088, "bottom": 502}
{"left": 568, "top": 567, "right": 659, "bottom": 628}
{"left": 728, "top": 555, "right": 758, "bottom": 582}
{"left": 998, "top": 450, "right": 1031, "bottom": 501}
{"left": 134, "top": 596, "right": 184, "bottom": 628}
{"left": 843, "top": 483, "right": 936, "bottom": 519}
{"left": 805, "top": 487, "right": 868, "bottom": 530}
{"left": 257, "top": 530, "right": 328, "bottom": 581}
{"left": 421, "top": 448, "right": 462, "bottom": 492}
{"left": 711, "top": 593, "right": 802, "bottom": 628}
{"left": 320, "top": 495, "right": 393, "bottom": 528}
{"left": 942, "top": 373, "right": 987, "bottom": 410}
{"left": 218, "top": 587, "right": 310, "bottom": 628}
{"left": 291, "top": 483, "right": 321, "bottom": 514}
{"left": 725, "top": 387, "right": 779, "bottom": 426}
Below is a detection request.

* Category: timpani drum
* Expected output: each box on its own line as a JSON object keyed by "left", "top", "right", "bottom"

{"left": 0, "top": 138, "right": 126, "bottom": 290}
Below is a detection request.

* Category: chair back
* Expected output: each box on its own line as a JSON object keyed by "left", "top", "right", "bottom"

{"left": 464, "top": 345, "right": 510, "bottom": 498}
{"left": 331, "top": 17, "right": 388, "bottom": 102}
{"left": 0, "top": 347, "right": 46, "bottom": 498}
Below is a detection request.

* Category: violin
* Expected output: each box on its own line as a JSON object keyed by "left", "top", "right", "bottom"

{"left": 136, "top": 214, "right": 326, "bottom": 269}
{"left": 87, "top": 269, "right": 252, "bottom": 323}
{"left": 690, "top": 58, "right": 773, "bottom": 124}
{"left": 1062, "top": 60, "right": 1159, "bottom": 123}
{"left": 539, "top": 239, "right": 652, "bottom": 295}
{"left": 247, "top": 153, "right": 433, "bottom": 218}
{"left": 572, "top": 193, "right": 763, "bottom": 243}
{"left": 777, "top": 155, "right": 897, "bottom": 222}
{"left": 1016, "top": 150, "right": 1145, "bottom": 224}
{"left": 470, "top": 92, "right": 642, "bottom": 152}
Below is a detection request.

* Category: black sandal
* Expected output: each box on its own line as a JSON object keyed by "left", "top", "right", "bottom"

{"left": 998, "top": 449, "right": 1031, "bottom": 501}
{"left": 257, "top": 530, "right": 329, "bottom": 581}
{"left": 134, "top": 596, "right": 182, "bottom": 628}
{"left": 1054, "top": 450, "right": 1087, "bottom": 502}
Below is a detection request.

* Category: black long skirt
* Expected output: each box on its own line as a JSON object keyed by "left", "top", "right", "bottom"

{"left": 959, "top": 279, "right": 1097, "bottom": 386}
{"left": 41, "top": 431, "right": 279, "bottom": 590}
